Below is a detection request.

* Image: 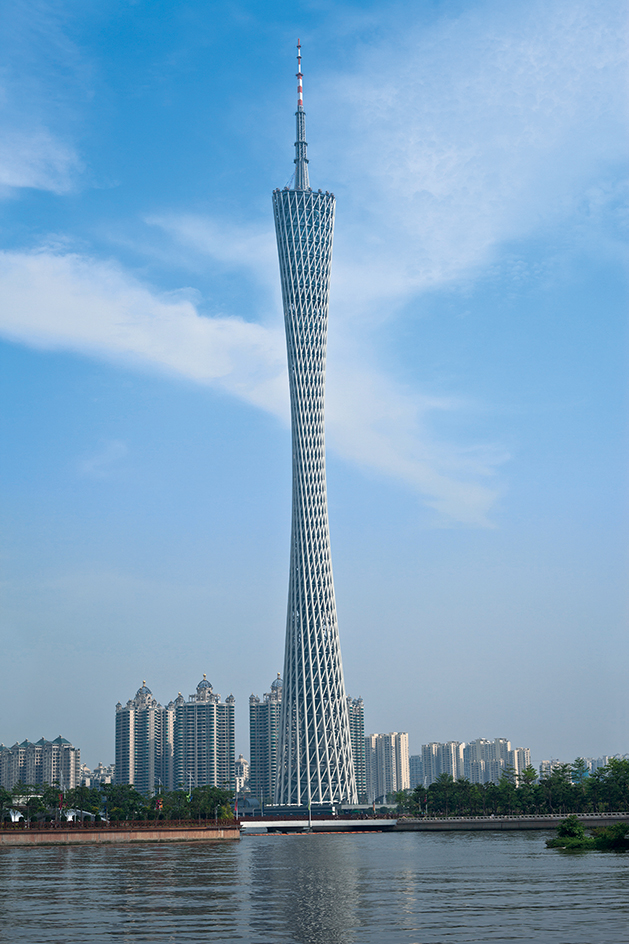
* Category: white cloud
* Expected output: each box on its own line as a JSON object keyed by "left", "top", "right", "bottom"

{"left": 0, "top": 249, "right": 288, "bottom": 417}
{"left": 8, "top": 1, "right": 621, "bottom": 525}
{"left": 0, "top": 0, "right": 86, "bottom": 197}
{"left": 0, "top": 128, "right": 80, "bottom": 195}
{"left": 146, "top": 214, "right": 279, "bottom": 296}
{"left": 0, "top": 247, "right": 502, "bottom": 525}
{"left": 313, "top": 0, "right": 628, "bottom": 322}
{"left": 78, "top": 440, "right": 128, "bottom": 479}
{"left": 325, "top": 363, "right": 507, "bottom": 525}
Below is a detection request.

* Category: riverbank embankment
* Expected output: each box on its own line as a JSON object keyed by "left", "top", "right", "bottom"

{"left": 0, "top": 823, "right": 240, "bottom": 845}
{"left": 395, "top": 812, "right": 629, "bottom": 831}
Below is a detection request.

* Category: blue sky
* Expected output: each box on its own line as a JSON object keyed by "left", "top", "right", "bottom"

{"left": 0, "top": 0, "right": 627, "bottom": 770}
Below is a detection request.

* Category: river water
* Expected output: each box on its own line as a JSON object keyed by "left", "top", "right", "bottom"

{"left": 1, "top": 830, "right": 627, "bottom": 943}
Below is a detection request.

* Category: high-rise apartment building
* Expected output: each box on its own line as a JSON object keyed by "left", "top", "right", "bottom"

{"left": 273, "top": 42, "right": 356, "bottom": 806}
{"left": 422, "top": 742, "right": 441, "bottom": 787}
{"left": 409, "top": 754, "right": 423, "bottom": 789}
{"left": 0, "top": 736, "right": 81, "bottom": 790}
{"left": 347, "top": 697, "right": 367, "bottom": 803}
{"left": 440, "top": 741, "right": 464, "bottom": 781}
{"left": 173, "top": 676, "right": 235, "bottom": 791}
{"left": 234, "top": 754, "right": 249, "bottom": 793}
{"left": 463, "top": 738, "right": 520, "bottom": 785}
{"left": 416, "top": 737, "right": 532, "bottom": 786}
{"left": 81, "top": 761, "right": 115, "bottom": 787}
{"left": 508, "top": 747, "right": 532, "bottom": 781}
{"left": 462, "top": 737, "right": 493, "bottom": 784}
{"left": 365, "top": 733, "right": 410, "bottom": 803}
{"left": 249, "top": 675, "right": 282, "bottom": 804}
{"left": 115, "top": 676, "right": 235, "bottom": 794}
{"left": 115, "top": 682, "right": 174, "bottom": 794}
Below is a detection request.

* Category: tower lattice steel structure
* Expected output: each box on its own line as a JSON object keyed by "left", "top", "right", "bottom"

{"left": 273, "top": 42, "right": 357, "bottom": 806}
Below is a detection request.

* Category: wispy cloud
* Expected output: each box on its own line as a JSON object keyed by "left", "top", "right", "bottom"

{"left": 0, "top": 129, "right": 81, "bottom": 195}
{"left": 79, "top": 440, "right": 128, "bottom": 479}
{"left": 0, "top": 0, "right": 86, "bottom": 196}
{"left": 0, "top": 249, "right": 288, "bottom": 415}
{"left": 314, "top": 0, "right": 627, "bottom": 321}
{"left": 1, "top": 0, "right": 622, "bottom": 525}
{"left": 0, "top": 246, "right": 502, "bottom": 525}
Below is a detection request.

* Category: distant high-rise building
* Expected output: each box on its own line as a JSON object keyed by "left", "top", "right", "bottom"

{"left": 115, "top": 682, "right": 174, "bottom": 794}
{"left": 462, "top": 737, "right": 493, "bottom": 784}
{"left": 409, "top": 754, "right": 423, "bottom": 789}
{"left": 440, "top": 741, "right": 464, "bottom": 781}
{"left": 422, "top": 742, "right": 441, "bottom": 787}
{"left": 508, "top": 747, "right": 532, "bottom": 781}
{"left": 0, "top": 736, "right": 81, "bottom": 790}
{"left": 81, "top": 761, "right": 115, "bottom": 787}
{"left": 538, "top": 758, "right": 562, "bottom": 779}
{"left": 416, "top": 737, "right": 530, "bottom": 787}
{"left": 347, "top": 697, "right": 367, "bottom": 803}
{"left": 173, "top": 676, "right": 235, "bottom": 791}
{"left": 274, "top": 42, "right": 356, "bottom": 806}
{"left": 459, "top": 738, "right": 531, "bottom": 786}
{"left": 365, "top": 733, "right": 410, "bottom": 803}
{"left": 249, "top": 675, "right": 282, "bottom": 805}
{"left": 234, "top": 754, "right": 249, "bottom": 793}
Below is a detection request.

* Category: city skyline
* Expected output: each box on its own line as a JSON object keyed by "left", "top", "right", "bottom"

{"left": 0, "top": 1, "right": 626, "bottom": 769}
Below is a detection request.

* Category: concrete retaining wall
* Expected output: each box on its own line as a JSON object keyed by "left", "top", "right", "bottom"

{"left": 0, "top": 826, "right": 240, "bottom": 845}
{"left": 395, "top": 813, "right": 629, "bottom": 831}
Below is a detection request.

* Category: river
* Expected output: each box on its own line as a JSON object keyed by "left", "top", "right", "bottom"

{"left": 1, "top": 830, "right": 627, "bottom": 942}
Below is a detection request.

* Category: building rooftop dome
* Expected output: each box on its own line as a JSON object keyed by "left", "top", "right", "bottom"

{"left": 197, "top": 673, "right": 213, "bottom": 692}
{"left": 136, "top": 680, "right": 152, "bottom": 697}
{"left": 271, "top": 673, "right": 283, "bottom": 691}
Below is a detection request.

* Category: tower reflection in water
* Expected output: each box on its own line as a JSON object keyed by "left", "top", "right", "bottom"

{"left": 248, "top": 835, "right": 361, "bottom": 944}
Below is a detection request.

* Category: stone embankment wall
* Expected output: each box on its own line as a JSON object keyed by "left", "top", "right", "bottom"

{"left": 0, "top": 825, "right": 240, "bottom": 845}
{"left": 395, "top": 813, "right": 629, "bottom": 831}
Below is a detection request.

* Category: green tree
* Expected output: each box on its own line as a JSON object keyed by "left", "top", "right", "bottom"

{"left": 189, "top": 785, "right": 233, "bottom": 821}
{"left": 162, "top": 789, "right": 191, "bottom": 822}
{"left": 392, "top": 790, "right": 413, "bottom": 813}
{"left": 497, "top": 770, "right": 518, "bottom": 814}
{"left": 539, "top": 764, "right": 573, "bottom": 814}
{"left": 66, "top": 785, "right": 102, "bottom": 821}
{"left": 101, "top": 784, "right": 146, "bottom": 821}
{"left": 40, "top": 784, "right": 66, "bottom": 820}
{"left": 428, "top": 773, "right": 455, "bottom": 816}
{"left": 0, "top": 786, "right": 12, "bottom": 822}
{"left": 556, "top": 814, "right": 585, "bottom": 839}
{"left": 11, "top": 783, "right": 45, "bottom": 823}
{"left": 594, "top": 759, "right": 629, "bottom": 811}
{"left": 409, "top": 784, "right": 427, "bottom": 815}
{"left": 518, "top": 765, "right": 538, "bottom": 787}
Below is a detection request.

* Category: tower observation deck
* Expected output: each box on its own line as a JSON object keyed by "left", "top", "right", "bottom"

{"left": 272, "top": 42, "right": 357, "bottom": 806}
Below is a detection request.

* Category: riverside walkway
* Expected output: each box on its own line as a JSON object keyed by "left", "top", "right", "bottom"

{"left": 0, "top": 821, "right": 240, "bottom": 845}
{"left": 395, "top": 812, "right": 629, "bottom": 831}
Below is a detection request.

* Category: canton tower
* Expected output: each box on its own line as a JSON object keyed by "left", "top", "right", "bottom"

{"left": 273, "top": 42, "right": 357, "bottom": 806}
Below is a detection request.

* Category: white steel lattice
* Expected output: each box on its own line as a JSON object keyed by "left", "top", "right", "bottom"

{"left": 272, "top": 87, "right": 357, "bottom": 806}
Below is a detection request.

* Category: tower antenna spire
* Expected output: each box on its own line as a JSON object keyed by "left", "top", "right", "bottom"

{"left": 296, "top": 38, "right": 303, "bottom": 109}
{"left": 294, "top": 39, "right": 309, "bottom": 190}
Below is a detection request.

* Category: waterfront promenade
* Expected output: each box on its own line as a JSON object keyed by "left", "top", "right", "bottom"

{"left": 0, "top": 821, "right": 240, "bottom": 845}
{"left": 395, "top": 812, "right": 629, "bottom": 831}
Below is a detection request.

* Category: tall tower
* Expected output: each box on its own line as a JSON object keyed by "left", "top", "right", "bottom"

{"left": 273, "top": 42, "right": 357, "bottom": 806}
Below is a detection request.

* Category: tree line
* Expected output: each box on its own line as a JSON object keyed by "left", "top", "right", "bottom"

{"left": 394, "top": 759, "right": 629, "bottom": 817}
{"left": 0, "top": 782, "right": 234, "bottom": 824}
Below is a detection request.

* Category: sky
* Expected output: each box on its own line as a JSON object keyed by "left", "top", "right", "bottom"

{"left": 0, "top": 0, "right": 627, "bottom": 771}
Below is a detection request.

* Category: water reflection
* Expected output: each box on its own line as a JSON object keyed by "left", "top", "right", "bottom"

{"left": 247, "top": 833, "right": 361, "bottom": 943}
{"left": 1, "top": 831, "right": 628, "bottom": 942}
